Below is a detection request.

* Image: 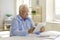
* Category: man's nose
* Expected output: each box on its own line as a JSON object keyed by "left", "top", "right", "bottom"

{"left": 26, "top": 13, "right": 28, "bottom": 15}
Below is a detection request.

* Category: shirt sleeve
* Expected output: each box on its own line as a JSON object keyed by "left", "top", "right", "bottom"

{"left": 10, "top": 18, "right": 28, "bottom": 36}
{"left": 29, "top": 18, "right": 35, "bottom": 28}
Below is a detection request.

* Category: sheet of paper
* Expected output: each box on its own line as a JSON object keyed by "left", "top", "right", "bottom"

{"left": 38, "top": 35, "right": 59, "bottom": 39}
{"left": 33, "top": 22, "right": 46, "bottom": 33}
{"left": 37, "top": 31, "right": 60, "bottom": 39}
{"left": 33, "top": 31, "right": 60, "bottom": 39}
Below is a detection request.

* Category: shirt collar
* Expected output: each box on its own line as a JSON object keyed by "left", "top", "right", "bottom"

{"left": 17, "top": 15, "right": 28, "bottom": 21}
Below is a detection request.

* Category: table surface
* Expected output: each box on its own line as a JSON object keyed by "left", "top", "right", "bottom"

{"left": 0, "top": 31, "right": 60, "bottom": 40}
{"left": 0, "top": 35, "right": 60, "bottom": 40}
{"left": 0, "top": 36, "right": 54, "bottom": 40}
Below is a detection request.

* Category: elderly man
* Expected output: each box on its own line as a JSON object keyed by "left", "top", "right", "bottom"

{"left": 10, "top": 4, "right": 45, "bottom": 36}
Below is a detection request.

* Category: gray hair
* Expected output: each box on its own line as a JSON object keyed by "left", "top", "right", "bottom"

{"left": 19, "top": 4, "right": 28, "bottom": 13}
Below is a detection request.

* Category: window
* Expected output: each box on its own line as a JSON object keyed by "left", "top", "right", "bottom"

{"left": 46, "top": 0, "right": 60, "bottom": 22}
{"left": 46, "top": 0, "right": 54, "bottom": 22}
{"left": 55, "top": 0, "right": 60, "bottom": 20}
{"left": 16, "top": 0, "right": 32, "bottom": 18}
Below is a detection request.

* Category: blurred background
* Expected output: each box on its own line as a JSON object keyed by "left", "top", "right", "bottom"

{"left": 0, "top": 0, "right": 60, "bottom": 38}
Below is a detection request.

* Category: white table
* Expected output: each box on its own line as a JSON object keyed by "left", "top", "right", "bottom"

{"left": 0, "top": 31, "right": 60, "bottom": 40}
{"left": 0, "top": 34, "right": 60, "bottom": 40}
{"left": 0, "top": 36, "right": 55, "bottom": 40}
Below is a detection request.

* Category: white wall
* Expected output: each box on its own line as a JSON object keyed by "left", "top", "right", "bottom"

{"left": 0, "top": 0, "right": 16, "bottom": 28}
{"left": 0, "top": 0, "right": 3, "bottom": 29}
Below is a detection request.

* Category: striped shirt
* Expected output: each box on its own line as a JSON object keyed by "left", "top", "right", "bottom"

{"left": 10, "top": 15, "right": 34, "bottom": 36}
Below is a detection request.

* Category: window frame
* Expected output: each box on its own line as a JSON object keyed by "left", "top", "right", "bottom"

{"left": 54, "top": 0, "right": 60, "bottom": 21}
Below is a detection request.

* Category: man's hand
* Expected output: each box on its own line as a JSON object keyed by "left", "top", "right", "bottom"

{"left": 28, "top": 27, "right": 35, "bottom": 34}
{"left": 40, "top": 26, "right": 45, "bottom": 32}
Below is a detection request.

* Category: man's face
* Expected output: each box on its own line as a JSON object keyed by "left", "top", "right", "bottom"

{"left": 19, "top": 7, "right": 29, "bottom": 19}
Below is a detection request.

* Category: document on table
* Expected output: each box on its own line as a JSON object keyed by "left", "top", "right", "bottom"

{"left": 38, "top": 35, "right": 59, "bottom": 39}
{"left": 37, "top": 31, "right": 60, "bottom": 39}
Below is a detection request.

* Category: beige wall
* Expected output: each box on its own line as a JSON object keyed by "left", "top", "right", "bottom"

{"left": 45, "top": 22, "right": 60, "bottom": 31}
{"left": 42, "top": 0, "right": 46, "bottom": 22}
